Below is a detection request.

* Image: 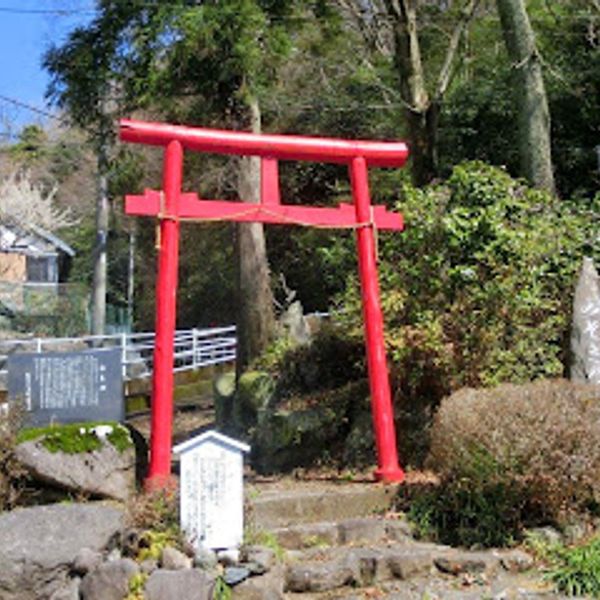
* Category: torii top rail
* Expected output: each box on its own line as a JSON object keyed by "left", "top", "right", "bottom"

{"left": 120, "top": 118, "right": 408, "bottom": 487}
{"left": 121, "top": 119, "right": 408, "bottom": 166}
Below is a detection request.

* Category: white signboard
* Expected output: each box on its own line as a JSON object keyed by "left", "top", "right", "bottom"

{"left": 173, "top": 431, "right": 250, "bottom": 551}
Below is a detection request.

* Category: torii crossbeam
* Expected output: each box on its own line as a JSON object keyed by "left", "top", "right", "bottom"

{"left": 120, "top": 118, "right": 408, "bottom": 487}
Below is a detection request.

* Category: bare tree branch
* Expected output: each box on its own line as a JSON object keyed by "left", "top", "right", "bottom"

{"left": 434, "top": 0, "right": 482, "bottom": 102}
{"left": 336, "top": 0, "right": 394, "bottom": 56}
{"left": 334, "top": 0, "right": 484, "bottom": 183}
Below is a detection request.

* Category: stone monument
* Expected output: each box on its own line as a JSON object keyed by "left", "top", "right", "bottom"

{"left": 173, "top": 430, "right": 250, "bottom": 552}
{"left": 7, "top": 347, "right": 124, "bottom": 426}
{"left": 571, "top": 257, "right": 600, "bottom": 384}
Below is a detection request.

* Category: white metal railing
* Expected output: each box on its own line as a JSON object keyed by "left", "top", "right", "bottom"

{"left": 0, "top": 326, "right": 236, "bottom": 384}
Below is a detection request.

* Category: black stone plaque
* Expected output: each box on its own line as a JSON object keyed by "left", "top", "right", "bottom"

{"left": 7, "top": 348, "right": 124, "bottom": 426}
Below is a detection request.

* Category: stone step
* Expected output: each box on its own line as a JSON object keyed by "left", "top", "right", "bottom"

{"left": 233, "top": 540, "right": 542, "bottom": 599}
{"left": 238, "top": 480, "right": 550, "bottom": 598}
{"left": 271, "top": 516, "right": 414, "bottom": 549}
{"left": 284, "top": 541, "right": 453, "bottom": 593}
{"left": 246, "top": 481, "right": 401, "bottom": 530}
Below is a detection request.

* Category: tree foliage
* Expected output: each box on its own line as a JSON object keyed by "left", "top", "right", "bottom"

{"left": 338, "top": 162, "right": 599, "bottom": 415}
{"left": 335, "top": 0, "right": 483, "bottom": 185}
{"left": 44, "top": 0, "right": 304, "bottom": 127}
{"left": 440, "top": 0, "right": 599, "bottom": 198}
{"left": 36, "top": 0, "right": 599, "bottom": 341}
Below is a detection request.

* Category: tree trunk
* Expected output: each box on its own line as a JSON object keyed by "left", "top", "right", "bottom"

{"left": 406, "top": 103, "right": 440, "bottom": 187}
{"left": 496, "top": 0, "right": 556, "bottom": 194}
{"left": 90, "top": 141, "right": 109, "bottom": 336}
{"left": 385, "top": 0, "right": 437, "bottom": 186}
{"left": 235, "top": 96, "right": 276, "bottom": 376}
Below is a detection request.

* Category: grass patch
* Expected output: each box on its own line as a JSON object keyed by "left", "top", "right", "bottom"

{"left": 136, "top": 530, "right": 179, "bottom": 562}
{"left": 213, "top": 576, "right": 232, "bottom": 600}
{"left": 244, "top": 527, "right": 285, "bottom": 560}
{"left": 405, "top": 475, "right": 527, "bottom": 548}
{"left": 126, "top": 395, "right": 148, "bottom": 414}
{"left": 125, "top": 573, "right": 148, "bottom": 600}
{"left": 17, "top": 422, "right": 133, "bottom": 454}
{"left": 541, "top": 536, "right": 600, "bottom": 597}
{"left": 173, "top": 379, "right": 213, "bottom": 404}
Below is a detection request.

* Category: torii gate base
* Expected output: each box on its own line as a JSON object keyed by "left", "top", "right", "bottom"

{"left": 120, "top": 119, "right": 408, "bottom": 488}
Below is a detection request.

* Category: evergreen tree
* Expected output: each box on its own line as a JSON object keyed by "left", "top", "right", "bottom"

{"left": 44, "top": 0, "right": 311, "bottom": 363}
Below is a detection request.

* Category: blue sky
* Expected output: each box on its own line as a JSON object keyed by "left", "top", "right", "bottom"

{"left": 0, "top": 1, "right": 94, "bottom": 136}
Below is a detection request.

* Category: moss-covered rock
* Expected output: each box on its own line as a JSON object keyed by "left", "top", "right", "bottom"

{"left": 237, "top": 371, "right": 275, "bottom": 410}
{"left": 251, "top": 381, "right": 371, "bottom": 473}
{"left": 235, "top": 371, "right": 275, "bottom": 429}
{"left": 214, "top": 371, "right": 236, "bottom": 432}
{"left": 342, "top": 408, "right": 376, "bottom": 467}
{"left": 16, "top": 423, "right": 137, "bottom": 501}
{"left": 17, "top": 422, "right": 133, "bottom": 454}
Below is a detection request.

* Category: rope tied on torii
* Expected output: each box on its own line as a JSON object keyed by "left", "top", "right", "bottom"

{"left": 151, "top": 171, "right": 386, "bottom": 253}
{"left": 154, "top": 190, "right": 382, "bottom": 230}
{"left": 120, "top": 118, "right": 408, "bottom": 488}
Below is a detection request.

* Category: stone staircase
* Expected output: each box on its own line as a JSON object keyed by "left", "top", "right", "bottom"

{"left": 236, "top": 481, "right": 560, "bottom": 599}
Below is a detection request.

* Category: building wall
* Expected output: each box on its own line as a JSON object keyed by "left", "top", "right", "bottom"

{"left": 0, "top": 252, "right": 26, "bottom": 283}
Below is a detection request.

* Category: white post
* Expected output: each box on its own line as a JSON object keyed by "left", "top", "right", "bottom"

{"left": 121, "top": 332, "right": 128, "bottom": 380}
{"left": 192, "top": 328, "right": 198, "bottom": 370}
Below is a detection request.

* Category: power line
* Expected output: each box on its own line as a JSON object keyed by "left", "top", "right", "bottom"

{"left": 0, "top": 3, "right": 594, "bottom": 20}
{"left": 0, "top": 93, "right": 65, "bottom": 122}
{"left": 0, "top": 6, "right": 96, "bottom": 15}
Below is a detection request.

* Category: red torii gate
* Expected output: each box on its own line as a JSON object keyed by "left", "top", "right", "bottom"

{"left": 120, "top": 118, "right": 408, "bottom": 487}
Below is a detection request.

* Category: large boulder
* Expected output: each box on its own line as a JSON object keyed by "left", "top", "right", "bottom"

{"left": 80, "top": 558, "right": 139, "bottom": 600}
{"left": 15, "top": 425, "right": 136, "bottom": 501}
{"left": 279, "top": 301, "right": 311, "bottom": 345}
{"left": 0, "top": 503, "right": 125, "bottom": 600}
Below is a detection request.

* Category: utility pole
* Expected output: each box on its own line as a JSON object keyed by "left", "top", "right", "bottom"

{"left": 90, "top": 98, "right": 111, "bottom": 336}
{"left": 127, "top": 224, "right": 136, "bottom": 329}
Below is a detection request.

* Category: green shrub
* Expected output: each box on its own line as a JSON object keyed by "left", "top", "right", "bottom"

{"left": 412, "top": 379, "right": 600, "bottom": 547}
{"left": 263, "top": 324, "right": 365, "bottom": 401}
{"left": 252, "top": 163, "right": 599, "bottom": 471}
{"left": 407, "top": 475, "right": 528, "bottom": 548}
{"left": 213, "top": 576, "right": 232, "bottom": 600}
{"left": 338, "top": 162, "right": 599, "bottom": 462}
